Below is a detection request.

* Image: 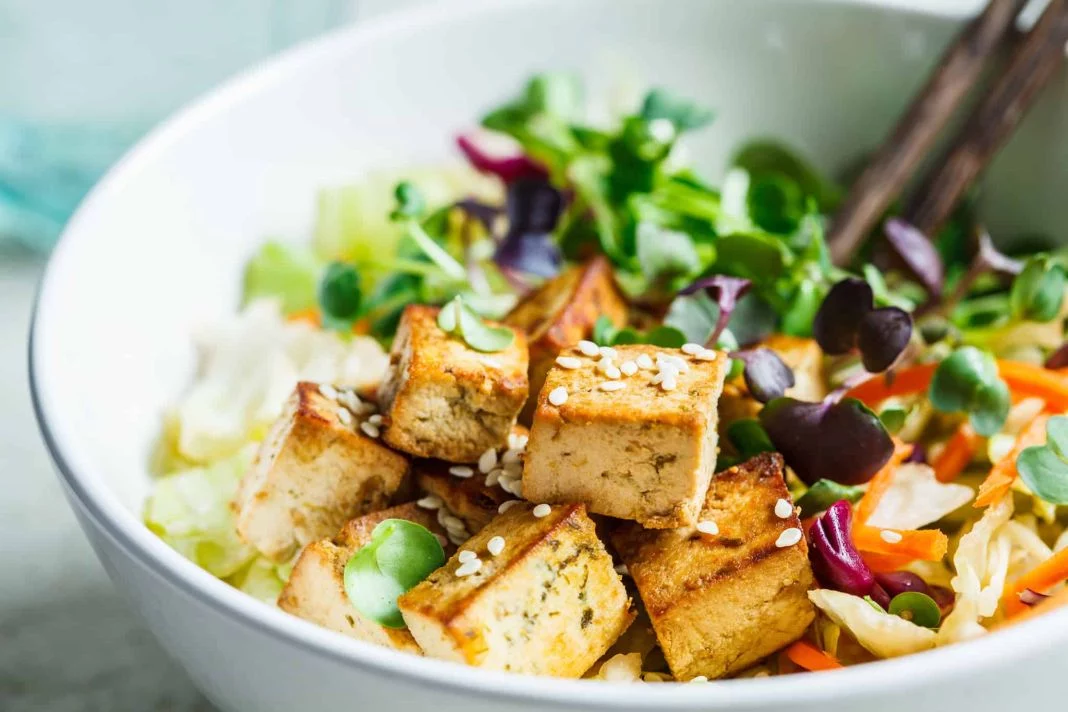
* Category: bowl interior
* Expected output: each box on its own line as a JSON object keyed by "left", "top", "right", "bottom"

{"left": 32, "top": 0, "right": 1068, "bottom": 703}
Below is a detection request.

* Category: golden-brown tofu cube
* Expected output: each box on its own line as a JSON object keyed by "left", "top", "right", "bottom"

{"left": 234, "top": 382, "right": 409, "bottom": 562}
{"left": 611, "top": 453, "right": 816, "bottom": 681}
{"left": 278, "top": 503, "right": 451, "bottom": 652}
{"left": 719, "top": 335, "right": 826, "bottom": 439}
{"left": 378, "top": 305, "right": 528, "bottom": 463}
{"left": 398, "top": 503, "right": 634, "bottom": 677}
{"left": 505, "top": 257, "right": 629, "bottom": 421}
{"left": 523, "top": 344, "right": 729, "bottom": 528}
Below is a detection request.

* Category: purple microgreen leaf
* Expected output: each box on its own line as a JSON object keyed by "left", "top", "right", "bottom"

{"left": 807, "top": 500, "right": 875, "bottom": 597}
{"left": 454, "top": 199, "right": 502, "bottom": 232}
{"left": 678, "top": 275, "right": 752, "bottom": 345}
{"left": 883, "top": 218, "right": 945, "bottom": 296}
{"left": 456, "top": 133, "right": 547, "bottom": 184}
{"left": 1019, "top": 588, "right": 1050, "bottom": 607}
{"left": 975, "top": 229, "right": 1023, "bottom": 276}
{"left": 905, "top": 442, "right": 928, "bottom": 464}
{"left": 492, "top": 178, "right": 564, "bottom": 278}
{"left": 1045, "top": 342, "right": 1068, "bottom": 370}
{"left": 759, "top": 397, "right": 894, "bottom": 485}
{"left": 813, "top": 278, "right": 874, "bottom": 354}
{"left": 732, "top": 348, "right": 795, "bottom": 403}
{"left": 857, "top": 307, "right": 913, "bottom": 372}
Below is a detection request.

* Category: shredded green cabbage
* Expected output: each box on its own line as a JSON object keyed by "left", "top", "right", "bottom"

{"left": 242, "top": 241, "right": 323, "bottom": 314}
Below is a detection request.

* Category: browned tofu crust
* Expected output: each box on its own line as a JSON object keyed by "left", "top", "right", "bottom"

{"left": 397, "top": 503, "right": 634, "bottom": 677}
{"left": 505, "top": 257, "right": 629, "bottom": 422}
{"left": 612, "top": 453, "right": 816, "bottom": 680}
{"left": 523, "top": 344, "right": 728, "bottom": 528}
{"left": 278, "top": 502, "right": 451, "bottom": 652}
{"left": 378, "top": 305, "right": 529, "bottom": 463}
{"left": 234, "top": 382, "right": 409, "bottom": 561}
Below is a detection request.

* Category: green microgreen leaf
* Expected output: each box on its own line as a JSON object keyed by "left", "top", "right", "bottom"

{"left": 1010, "top": 255, "right": 1066, "bottom": 323}
{"left": 795, "top": 479, "right": 865, "bottom": 519}
{"left": 644, "top": 326, "right": 688, "bottom": 348}
{"left": 1016, "top": 415, "right": 1068, "bottom": 505}
{"left": 639, "top": 88, "right": 715, "bottom": 131}
{"left": 438, "top": 296, "right": 515, "bottom": 353}
{"left": 878, "top": 406, "right": 908, "bottom": 434}
{"left": 343, "top": 519, "right": 445, "bottom": 629}
{"left": 318, "top": 261, "right": 362, "bottom": 326}
{"left": 888, "top": 592, "right": 941, "bottom": 629}
{"left": 635, "top": 221, "right": 701, "bottom": 285}
{"left": 389, "top": 181, "right": 426, "bottom": 221}
{"left": 928, "top": 346, "right": 1010, "bottom": 436}
{"left": 727, "top": 419, "right": 775, "bottom": 459}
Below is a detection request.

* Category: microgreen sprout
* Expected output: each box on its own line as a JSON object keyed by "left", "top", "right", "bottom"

{"left": 437, "top": 296, "right": 515, "bottom": 352}
{"left": 928, "top": 346, "right": 1010, "bottom": 436}
{"left": 1016, "top": 415, "right": 1068, "bottom": 505}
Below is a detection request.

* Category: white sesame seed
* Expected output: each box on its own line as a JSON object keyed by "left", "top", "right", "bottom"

{"left": 478, "top": 448, "right": 499, "bottom": 474}
{"left": 448, "top": 530, "right": 468, "bottom": 546}
{"left": 485, "top": 469, "right": 502, "bottom": 487}
{"left": 614, "top": 563, "right": 630, "bottom": 577}
{"left": 360, "top": 422, "right": 380, "bottom": 438}
{"left": 503, "top": 461, "right": 523, "bottom": 477}
{"left": 440, "top": 513, "right": 466, "bottom": 531}
{"left": 681, "top": 343, "right": 704, "bottom": 355}
{"left": 556, "top": 355, "right": 583, "bottom": 369}
{"left": 337, "top": 407, "right": 354, "bottom": 426}
{"left": 532, "top": 503, "right": 552, "bottom": 518}
{"left": 696, "top": 520, "right": 719, "bottom": 535}
{"left": 318, "top": 384, "right": 339, "bottom": 401}
{"left": 658, "top": 354, "right": 689, "bottom": 373}
{"left": 498, "top": 476, "right": 523, "bottom": 497}
{"left": 487, "top": 536, "right": 506, "bottom": 556}
{"left": 604, "top": 365, "right": 622, "bottom": 379}
{"left": 620, "top": 360, "right": 638, "bottom": 376}
{"left": 507, "top": 432, "right": 521, "bottom": 449}
{"left": 578, "top": 340, "right": 600, "bottom": 356}
{"left": 502, "top": 448, "right": 523, "bottom": 464}
{"left": 599, "top": 381, "right": 626, "bottom": 392}
{"left": 458, "top": 550, "right": 477, "bottom": 563}
{"left": 774, "top": 498, "right": 793, "bottom": 519}
{"left": 449, "top": 465, "right": 474, "bottom": 478}
{"left": 690, "top": 676, "right": 709, "bottom": 683}
{"left": 368, "top": 413, "right": 383, "bottom": 425}
{"left": 636, "top": 353, "right": 655, "bottom": 370}
{"left": 337, "top": 389, "right": 361, "bottom": 412}
{"left": 548, "top": 386, "right": 569, "bottom": 406}
{"left": 880, "top": 529, "right": 903, "bottom": 544}
{"left": 498, "top": 500, "right": 521, "bottom": 513}
{"left": 695, "top": 348, "right": 719, "bottom": 361}
{"left": 455, "top": 559, "right": 483, "bottom": 577}
{"left": 514, "top": 434, "right": 528, "bottom": 449}
{"left": 599, "top": 346, "right": 618, "bottom": 359}
{"left": 416, "top": 495, "right": 443, "bottom": 510}
{"left": 776, "top": 527, "right": 803, "bottom": 548}
{"left": 660, "top": 377, "right": 677, "bottom": 392}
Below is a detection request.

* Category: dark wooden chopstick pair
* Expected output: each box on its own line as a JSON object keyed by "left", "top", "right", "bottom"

{"left": 828, "top": 0, "right": 1068, "bottom": 265}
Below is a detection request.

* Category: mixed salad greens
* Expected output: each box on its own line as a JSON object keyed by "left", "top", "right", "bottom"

{"left": 147, "top": 72, "right": 1068, "bottom": 679}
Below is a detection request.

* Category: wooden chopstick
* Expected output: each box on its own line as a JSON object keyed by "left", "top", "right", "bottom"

{"left": 827, "top": 0, "right": 1028, "bottom": 264}
{"left": 905, "top": 0, "right": 1068, "bottom": 237}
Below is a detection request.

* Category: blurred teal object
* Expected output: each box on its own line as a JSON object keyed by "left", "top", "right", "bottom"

{"left": 0, "top": 0, "right": 353, "bottom": 252}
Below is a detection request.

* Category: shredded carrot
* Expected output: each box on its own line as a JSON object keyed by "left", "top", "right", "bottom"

{"left": 974, "top": 413, "right": 1049, "bottom": 507}
{"left": 853, "top": 526, "right": 949, "bottom": 562}
{"left": 860, "top": 550, "right": 918, "bottom": 573}
{"left": 1002, "top": 547, "right": 1068, "bottom": 618}
{"left": 844, "top": 360, "right": 1068, "bottom": 412}
{"left": 931, "top": 422, "right": 980, "bottom": 482}
{"left": 853, "top": 439, "right": 913, "bottom": 526}
{"left": 351, "top": 317, "right": 371, "bottom": 335}
{"left": 784, "top": 640, "right": 843, "bottom": 671}
{"left": 996, "top": 587, "right": 1068, "bottom": 628}
{"left": 287, "top": 308, "right": 321, "bottom": 327}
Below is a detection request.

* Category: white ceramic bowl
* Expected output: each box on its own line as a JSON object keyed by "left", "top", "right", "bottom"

{"left": 30, "top": 0, "right": 1068, "bottom": 710}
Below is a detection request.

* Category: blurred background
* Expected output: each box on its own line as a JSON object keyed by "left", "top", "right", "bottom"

{"left": 0, "top": 1, "right": 1005, "bottom": 711}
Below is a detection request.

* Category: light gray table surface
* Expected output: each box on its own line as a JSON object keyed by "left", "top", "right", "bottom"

{"left": 0, "top": 249, "right": 213, "bottom": 712}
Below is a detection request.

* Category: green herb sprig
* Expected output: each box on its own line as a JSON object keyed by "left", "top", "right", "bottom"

{"left": 928, "top": 346, "right": 1010, "bottom": 436}
{"left": 437, "top": 296, "right": 515, "bottom": 352}
{"left": 1016, "top": 415, "right": 1068, "bottom": 505}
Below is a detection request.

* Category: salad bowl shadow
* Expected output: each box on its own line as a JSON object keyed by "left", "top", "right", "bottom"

{"left": 30, "top": 0, "right": 1068, "bottom": 710}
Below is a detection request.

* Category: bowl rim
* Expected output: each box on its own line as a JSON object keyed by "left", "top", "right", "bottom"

{"left": 29, "top": 0, "right": 1068, "bottom": 707}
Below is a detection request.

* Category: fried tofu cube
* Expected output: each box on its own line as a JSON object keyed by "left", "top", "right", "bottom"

{"left": 378, "top": 305, "right": 528, "bottom": 463}
{"left": 414, "top": 461, "right": 514, "bottom": 536}
{"left": 523, "top": 344, "right": 729, "bottom": 528}
{"left": 398, "top": 503, "right": 634, "bottom": 677}
{"left": 719, "top": 335, "right": 826, "bottom": 439}
{"left": 234, "top": 382, "right": 409, "bottom": 561}
{"left": 278, "top": 503, "right": 450, "bottom": 652}
{"left": 505, "top": 257, "right": 628, "bottom": 421}
{"left": 611, "top": 453, "right": 816, "bottom": 680}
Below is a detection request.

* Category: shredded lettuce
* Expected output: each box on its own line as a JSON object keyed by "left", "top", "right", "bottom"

{"left": 809, "top": 589, "right": 937, "bottom": 658}
{"left": 865, "top": 463, "right": 974, "bottom": 530}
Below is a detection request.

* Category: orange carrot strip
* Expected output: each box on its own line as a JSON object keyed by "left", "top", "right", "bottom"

{"left": 784, "top": 640, "right": 843, "bottom": 672}
{"left": 853, "top": 526, "right": 949, "bottom": 562}
{"left": 844, "top": 360, "right": 1068, "bottom": 412}
{"left": 287, "top": 308, "right": 321, "bottom": 327}
{"left": 1002, "top": 547, "right": 1068, "bottom": 618}
{"left": 853, "top": 439, "right": 913, "bottom": 526}
{"left": 861, "top": 551, "right": 918, "bottom": 573}
{"left": 974, "top": 413, "right": 1049, "bottom": 507}
{"left": 996, "top": 587, "right": 1068, "bottom": 628}
{"left": 931, "top": 422, "right": 980, "bottom": 482}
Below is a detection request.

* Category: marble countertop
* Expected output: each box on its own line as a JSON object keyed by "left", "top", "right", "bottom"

{"left": 0, "top": 250, "right": 212, "bottom": 712}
